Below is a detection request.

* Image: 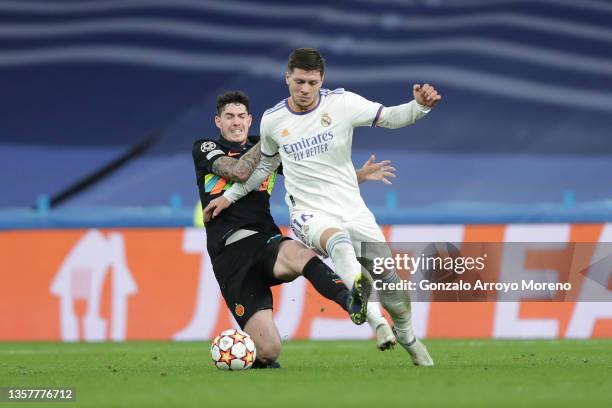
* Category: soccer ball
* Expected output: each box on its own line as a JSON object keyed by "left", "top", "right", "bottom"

{"left": 211, "top": 329, "right": 256, "bottom": 370}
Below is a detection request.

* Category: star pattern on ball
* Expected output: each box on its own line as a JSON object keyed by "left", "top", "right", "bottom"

{"left": 219, "top": 349, "right": 234, "bottom": 365}
{"left": 231, "top": 331, "right": 246, "bottom": 344}
{"left": 242, "top": 350, "right": 254, "bottom": 365}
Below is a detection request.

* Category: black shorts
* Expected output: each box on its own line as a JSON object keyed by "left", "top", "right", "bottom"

{"left": 211, "top": 231, "right": 290, "bottom": 328}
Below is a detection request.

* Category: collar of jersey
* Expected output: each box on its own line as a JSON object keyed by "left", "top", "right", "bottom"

{"left": 216, "top": 134, "right": 255, "bottom": 151}
{"left": 285, "top": 92, "right": 322, "bottom": 116}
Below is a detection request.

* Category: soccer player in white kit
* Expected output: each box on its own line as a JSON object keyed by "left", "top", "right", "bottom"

{"left": 205, "top": 48, "right": 441, "bottom": 366}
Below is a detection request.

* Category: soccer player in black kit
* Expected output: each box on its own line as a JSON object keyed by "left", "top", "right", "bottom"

{"left": 193, "top": 91, "right": 394, "bottom": 368}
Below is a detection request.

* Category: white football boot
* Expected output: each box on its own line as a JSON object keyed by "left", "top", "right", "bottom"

{"left": 375, "top": 322, "right": 397, "bottom": 351}
{"left": 393, "top": 327, "right": 434, "bottom": 366}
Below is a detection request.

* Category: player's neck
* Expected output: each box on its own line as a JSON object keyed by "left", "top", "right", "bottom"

{"left": 221, "top": 134, "right": 248, "bottom": 146}
{"left": 288, "top": 95, "right": 320, "bottom": 113}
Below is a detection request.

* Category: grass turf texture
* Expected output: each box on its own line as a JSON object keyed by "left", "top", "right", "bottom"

{"left": 0, "top": 340, "right": 610, "bottom": 408}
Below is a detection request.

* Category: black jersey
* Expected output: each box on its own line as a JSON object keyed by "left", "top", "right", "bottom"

{"left": 192, "top": 135, "right": 280, "bottom": 259}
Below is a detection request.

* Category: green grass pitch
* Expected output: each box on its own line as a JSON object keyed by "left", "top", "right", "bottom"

{"left": 1, "top": 340, "right": 610, "bottom": 407}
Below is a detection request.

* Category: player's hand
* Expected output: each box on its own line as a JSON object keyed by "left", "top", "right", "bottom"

{"left": 203, "top": 196, "right": 232, "bottom": 222}
{"left": 357, "top": 154, "right": 396, "bottom": 185}
{"left": 413, "top": 83, "right": 442, "bottom": 108}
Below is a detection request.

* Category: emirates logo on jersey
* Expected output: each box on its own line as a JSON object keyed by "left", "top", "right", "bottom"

{"left": 321, "top": 113, "right": 332, "bottom": 127}
{"left": 282, "top": 131, "right": 334, "bottom": 161}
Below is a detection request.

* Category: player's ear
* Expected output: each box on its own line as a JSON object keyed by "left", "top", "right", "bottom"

{"left": 285, "top": 71, "right": 290, "bottom": 85}
{"left": 214, "top": 115, "right": 222, "bottom": 130}
{"left": 246, "top": 113, "right": 253, "bottom": 127}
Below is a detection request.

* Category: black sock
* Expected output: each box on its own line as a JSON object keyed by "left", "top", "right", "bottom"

{"left": 302, "top": 257, "right": 349, "bottom": 312}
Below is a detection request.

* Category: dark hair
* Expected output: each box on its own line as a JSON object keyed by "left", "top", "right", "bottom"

{"left": 216, "top": 91, "right": 250, "bottom": 115}
{"left": 287, "top": 48, "right": 325, "bottom": 76}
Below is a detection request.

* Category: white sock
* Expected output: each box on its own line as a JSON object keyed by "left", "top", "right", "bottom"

{"left": 382, "top": 296, "right": 415, "bottom": 343}
{"left": 326, "top": 232, "right": 386, "bottom": 331}
{"left": 326, "top": 232, "right": 360, "bottom": 288}
{"left": 377, "top": 270, "right": 416, "bottom": 343}
{"left": 366, "top": 302, "right": 387, "bottom": 329}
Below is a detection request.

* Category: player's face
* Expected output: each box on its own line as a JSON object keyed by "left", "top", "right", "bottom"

{"left": 285, "top": 68, "right": 324, "bottom": 111}
{"left": 215, "top": 103, "right": 252, "bottom": 144}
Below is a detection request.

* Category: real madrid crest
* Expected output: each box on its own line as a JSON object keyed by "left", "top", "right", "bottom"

{"left": 321, "top": 112, "right": 332, "bottom": 127}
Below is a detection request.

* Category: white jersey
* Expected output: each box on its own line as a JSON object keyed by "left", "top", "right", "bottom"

{"left": 260, "top": 88, "right": 382, "bottom": 219}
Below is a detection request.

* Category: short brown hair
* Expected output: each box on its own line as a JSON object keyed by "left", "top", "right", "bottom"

{"left": 216, "top": 91, "right": 250, "bottom": 115}
{"left": 287, "top": 48, "right": 325, "bottom": 76}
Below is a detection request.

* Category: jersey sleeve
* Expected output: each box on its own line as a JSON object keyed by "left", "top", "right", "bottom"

{"left": 344, "top": 91, "right": 384, "bottom": 128}
{"left": 260, "top": 116, "right": 280, "bottom": 157}
{"left": 223, "top": 154, "right": 281, "bottom": 203}
{"left": 192, "top": 139, "right": 225, "bottom": 173}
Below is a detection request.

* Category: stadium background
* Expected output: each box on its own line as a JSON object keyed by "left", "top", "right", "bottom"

{"left": 2, "top": 0, "right": 612, "bottom": 342}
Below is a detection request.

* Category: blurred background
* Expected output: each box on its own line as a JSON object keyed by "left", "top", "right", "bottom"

{"left": 2, "top": 0, "right": 612, "bottom": 344}
{"left": 1, "top": 0, "right": 612, "bottom": 225}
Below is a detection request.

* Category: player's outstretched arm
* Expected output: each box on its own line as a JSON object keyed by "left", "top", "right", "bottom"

{"left": 356, "top": 154, "right": 396, "bottom": 185}
{"left": 376, "top": 83, "right": 442, "bottom": 129}
{"left": 211, "top": 141, "right": 262, "bottom": 182}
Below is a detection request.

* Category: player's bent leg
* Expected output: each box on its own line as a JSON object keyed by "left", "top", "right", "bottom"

{"left": 292, "top": 211, "right": 382, "bottom": 331}
{"left": 243, "top": 309, "right": 282, "bottom": 368}
{"left": 273, "top": 240, "right": 369, "bottom": 325}
{"left": 319, "top": 228, "right": 373, "bottom": 325}
{"left": 272, "top": 239, "right": 313, "bottom": 281}
{"left": 319, "top": 228, "right": 360, "bottom": 287}
{"left": 347, "top": 209, "right": 434, "bottom": 362}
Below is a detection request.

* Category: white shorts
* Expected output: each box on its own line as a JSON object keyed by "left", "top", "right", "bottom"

{"left": 289, "top": 206, "right": 386, "bottom": 257}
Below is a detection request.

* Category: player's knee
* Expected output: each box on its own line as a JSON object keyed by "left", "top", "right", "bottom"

{"left": 295, "top": 247, "right": 319, "bottom": 274}
{"left": 278, "top": 241, "right": 316, "bottom": 276}
{"left": 256, "top": 338, "right": 281, "bottom": 364}
{"left": 319, "top": 227, "right": 345, "bottom": 253}
{"left": 324, "top": 230, "right": 352, "bottom": 257}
